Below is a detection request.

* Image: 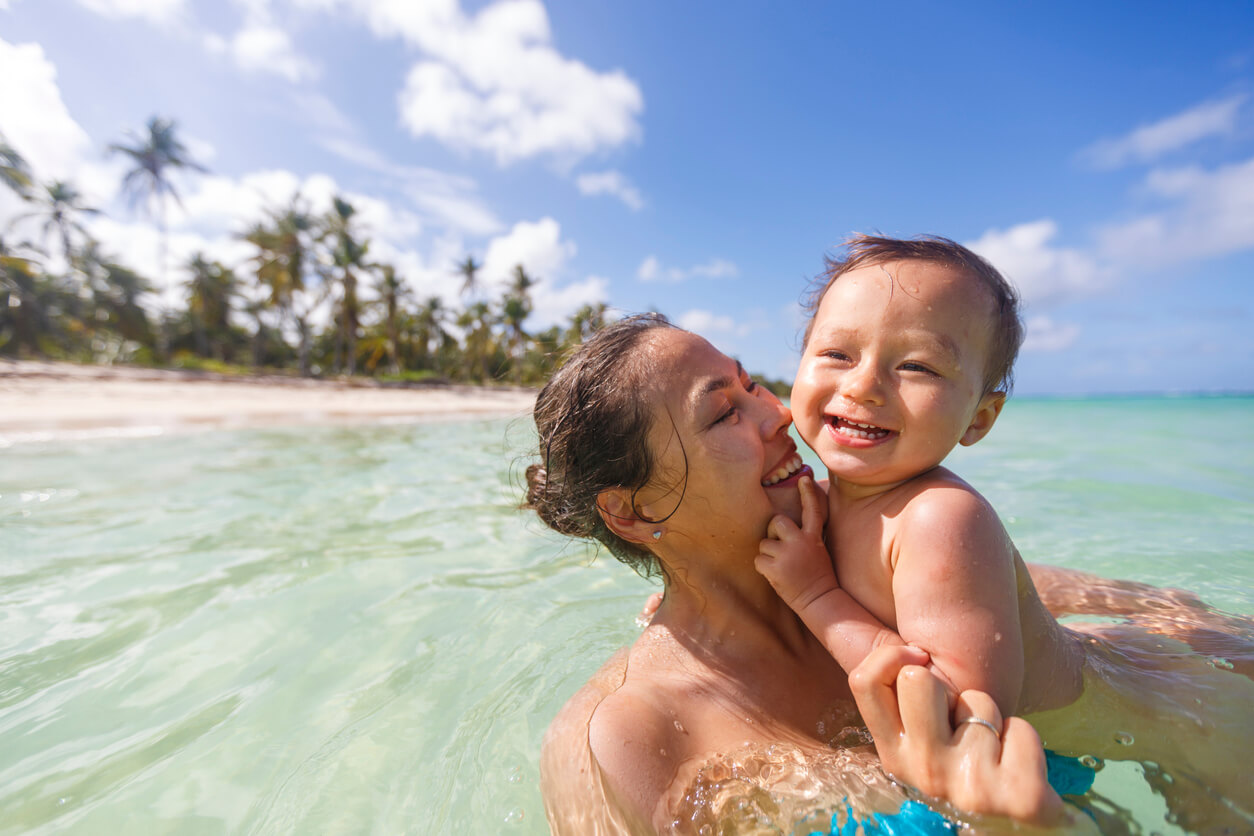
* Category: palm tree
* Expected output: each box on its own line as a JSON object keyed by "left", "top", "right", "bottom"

{"left": 374, "top": 263, "right": 407, "bottom": 374}
{"left": 0, "top": 133, "right": 33, "bottom": 199}
{"left": 501, "top": 264, "right": 535, "bottom": 382}
{"left": 457, "top": 300, "right": 496, "bottom": 382}
{"left": 74, "top": 239, "right": 155, "bottom": 354}
{"left": 109, "top": 116, "right": 207, "bottom": 275}
{"left": 244, "top": 198, "right": 320, "bottom": 375}
{"left": 186, "top": 253, "right": 238, "bottom": 360}
{"left": 323, "top": 196, "right": 369, "bottom": 375}
{"left": 414, "top": 295, "right": 449, "bottom": 373}
{"left": 455, "top": 254, "right": 481, "bottom": 300}
{"left": 564, "top": 302, "right": 608, "bottom": 346}
{"left": 0, "top": 235, "right": 45, "bottom": 355}
{"left": 16, "top": 180, "right": 98, "bottom": 266}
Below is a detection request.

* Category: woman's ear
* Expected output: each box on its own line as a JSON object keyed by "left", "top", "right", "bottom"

{"left": 959, "top": 391, "right": 1006, "bottom": 447}
{"left": 597, "top": 487, "right": 657, "bottom": 545}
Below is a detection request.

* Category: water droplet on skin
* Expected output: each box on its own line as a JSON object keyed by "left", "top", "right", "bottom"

{"left": 673, "top": 720, "right": 686, "bottom": 733}
{"left": 504, "top": 808, "right": 524, "bottom": 824}
{"left": 993, "top": 631, "right": 1002, "bottom": 642}
{"left": 1209, "top": 656, "right": 1235, "bottom": 670}
{"left": 1114, "top": 731, "right": 1134, "bottom": 746}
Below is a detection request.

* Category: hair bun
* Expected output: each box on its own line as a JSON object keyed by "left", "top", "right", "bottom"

{"left": 524, "top": 462, "right": 549, "bottom": 510}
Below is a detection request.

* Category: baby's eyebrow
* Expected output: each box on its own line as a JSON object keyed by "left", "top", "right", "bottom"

{"left": 912, "top": 331, "right": 962, "bottom": 362}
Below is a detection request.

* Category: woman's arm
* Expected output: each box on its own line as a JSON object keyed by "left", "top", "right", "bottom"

{"left": 849, "top": 645, "right": 1085, "bottom": 829}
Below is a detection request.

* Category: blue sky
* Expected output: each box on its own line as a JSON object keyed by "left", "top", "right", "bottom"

{"left": 2, "top": 0, "right": 1252, "bottom": 394}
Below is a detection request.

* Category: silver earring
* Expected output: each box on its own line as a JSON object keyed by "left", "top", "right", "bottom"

{"left": 651, "top": 530, "right": 662, "bottom": 540}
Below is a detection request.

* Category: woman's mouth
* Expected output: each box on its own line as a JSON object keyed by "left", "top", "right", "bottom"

{"left": 762, "top": 453, "right": 810, "bottom": 486}
{"left": 827, "top": 416, "right": 893, "bottom": 441}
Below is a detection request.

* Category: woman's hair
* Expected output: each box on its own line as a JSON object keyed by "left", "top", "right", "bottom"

{"left": 524, "top": 313, "right": 678, "bottom": 578}
{"left": 804, "top": 234, "right": 1024, "bottom": 395}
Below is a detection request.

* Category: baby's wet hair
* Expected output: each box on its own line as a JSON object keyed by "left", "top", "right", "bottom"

{"left": 524, "top": 312, "right": 678, "bottom": 579}
{"left": 805, "top": 234, "right": 1024, "bottom": 395}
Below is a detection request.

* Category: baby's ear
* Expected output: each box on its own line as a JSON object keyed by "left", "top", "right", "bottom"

{"left": 959, "top": 391, "right": 1006, "bottom": 446}
{"left": 597, "top": 487, "right": 656, "bottom": 545}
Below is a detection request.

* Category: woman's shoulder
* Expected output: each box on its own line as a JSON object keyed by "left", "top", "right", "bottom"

{"left": 541, "top": 643, "right": 695, "bottom": 834}
{"left": 540, "top": 648, "right": 657, "bottom": 834}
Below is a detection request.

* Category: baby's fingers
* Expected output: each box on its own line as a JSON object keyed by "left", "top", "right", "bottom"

{"left": 799, "top": 475, "right": 828, "bottom": 538}
{"left": 765, "top": 513, "right": 799, "bottom": 542}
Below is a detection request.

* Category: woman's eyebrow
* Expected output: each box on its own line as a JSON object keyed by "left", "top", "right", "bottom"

{"left": 695, "top": 361, "right": 745, "bottom": 401}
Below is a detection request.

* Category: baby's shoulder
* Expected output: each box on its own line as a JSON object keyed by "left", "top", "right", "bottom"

{"left": 898, "top": 467, "right": 992, "bottom": 515}
{"left": 894, "top": 471, "right": 1007, "bottom": 548}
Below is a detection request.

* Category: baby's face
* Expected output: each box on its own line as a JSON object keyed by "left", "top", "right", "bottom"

{"left": 791, "top": 259, "right": 1004, "bottom": 490}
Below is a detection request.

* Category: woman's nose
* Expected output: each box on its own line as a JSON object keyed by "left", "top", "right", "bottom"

{"left": 759, "top": 389, "right": 792, "bottom": 438}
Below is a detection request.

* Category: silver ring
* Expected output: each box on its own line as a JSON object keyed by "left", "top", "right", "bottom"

{"left": 959, "top": 716, "right": 1001, "bottom": 738}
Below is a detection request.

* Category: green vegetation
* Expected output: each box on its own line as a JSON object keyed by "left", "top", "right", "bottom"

{"left": 0, "top": 117, "right": 791, "bottom": 392}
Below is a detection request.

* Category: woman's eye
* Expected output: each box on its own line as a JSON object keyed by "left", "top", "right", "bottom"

{"left": 820, "top": 350, "right": 850, "bottom": 362}
{"left": 713, "top": 408, "right": 737, "bottom": 425}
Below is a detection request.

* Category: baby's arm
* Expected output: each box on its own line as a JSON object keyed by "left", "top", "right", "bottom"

{"left": 889, "top": 486, "right": 1024, "bottom": 717}
{"left": 756, "top": 476, "right": 904, "bottom": 674}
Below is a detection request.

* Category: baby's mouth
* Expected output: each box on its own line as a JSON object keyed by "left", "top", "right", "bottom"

{"left": 762, "top": 453, "right": 805, "bottom": 486}
{"left": 827, "top": 416, "right": 893, "bottom": 441}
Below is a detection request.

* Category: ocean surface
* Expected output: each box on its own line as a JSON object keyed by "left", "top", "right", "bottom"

{"left": 1, "top": 395, "right": 1251, "bottom": 835}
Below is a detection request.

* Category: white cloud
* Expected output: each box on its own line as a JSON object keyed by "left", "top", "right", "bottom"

{"left": 1021, "top": 316, "right": 1081, "bottom": 353}
{"left": 319, "top": 136, "right": 501, "bottom": 236}
{"left": 0, "top": 39, "right": 93, "bottom": 183}
{"left": 1081, "top": 94, "right": 1246, "bottom": 169}
{"left": 575, "top": 169, "right": 643, "bottom": 210}
{"left": 674, "top": 308, "right": 778, "bottom": 371}
{"left": 355, "top": 0, "right": 643, "bottom": 165}
{"left": 481, "top": 217, "right": 575, "bottom": 289}
{"left": 966, "top": 219, "right": 1107, "bottom": 307}
{"left": 475, "top": 217, "right": 607, "bottom": 327}
{"left": 637, "top": 255, "right": 738, "bottom": 283}
{"left": 530, "top": 274, "right": 609, "bottom": 328}
{"left": 76, "top": 0, "right": 187, "bottom": 25}
{"left": 0, "top": 37, "right": 126, "bottom": 244}
{"left": 1097, "top": 155, "right": 1254, "bottom": 267}
{"left": 206, "top": 22, "right": 318, "bottom": 82}
{"left": 677, "top": 309, "right": 736, "bottom": 335}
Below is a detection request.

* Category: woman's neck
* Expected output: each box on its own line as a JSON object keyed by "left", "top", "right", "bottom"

{"left": 651, "top": 558, "right": 816, "bottom": 663}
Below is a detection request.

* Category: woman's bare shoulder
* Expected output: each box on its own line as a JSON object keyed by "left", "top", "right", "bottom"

{"left": 540, "top": 649, "right": 658, "bottom": 834}
{"left": 541, "top": 645, "right": 691, "bottom": 834}
{"left": 541, "top": 648, "right": 629, "bottom": 787}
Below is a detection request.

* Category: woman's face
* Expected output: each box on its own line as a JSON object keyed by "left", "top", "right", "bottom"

{"left": 632, "top": 329, "right": 812, "bottom": 557}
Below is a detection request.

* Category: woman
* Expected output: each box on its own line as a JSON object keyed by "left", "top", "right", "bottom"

{"left": 526, "top": 314, "right": 1080, "bottom": 833}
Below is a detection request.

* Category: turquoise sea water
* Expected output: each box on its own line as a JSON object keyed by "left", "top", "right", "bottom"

{"left": 1, "top": 396, "right": 1251, "bottom": 835}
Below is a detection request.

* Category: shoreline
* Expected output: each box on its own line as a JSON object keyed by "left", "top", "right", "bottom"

{"left": 0, "top": 360, "right": 537, "bottom": 443}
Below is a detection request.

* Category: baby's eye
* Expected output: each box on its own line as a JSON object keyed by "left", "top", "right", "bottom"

{"left": 900, "top": 362, "right": 938, "bottom": 376}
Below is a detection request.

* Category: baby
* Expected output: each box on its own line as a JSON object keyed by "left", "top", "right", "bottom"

{"left": 755, "top": 235, "right": 1254, "bottom": 830}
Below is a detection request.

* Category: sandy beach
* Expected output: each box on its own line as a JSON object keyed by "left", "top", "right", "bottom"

{"left": 0, "top": 360, "right": 536, "bottom": 443}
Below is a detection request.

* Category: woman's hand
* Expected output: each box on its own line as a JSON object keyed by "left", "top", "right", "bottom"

{"left": 850, "top": 645, "right": 1065, "bottom": 827}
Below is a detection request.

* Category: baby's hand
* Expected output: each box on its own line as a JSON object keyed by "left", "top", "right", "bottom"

{"left": 755, "top": 475, "right": 836, "bottom": 609}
